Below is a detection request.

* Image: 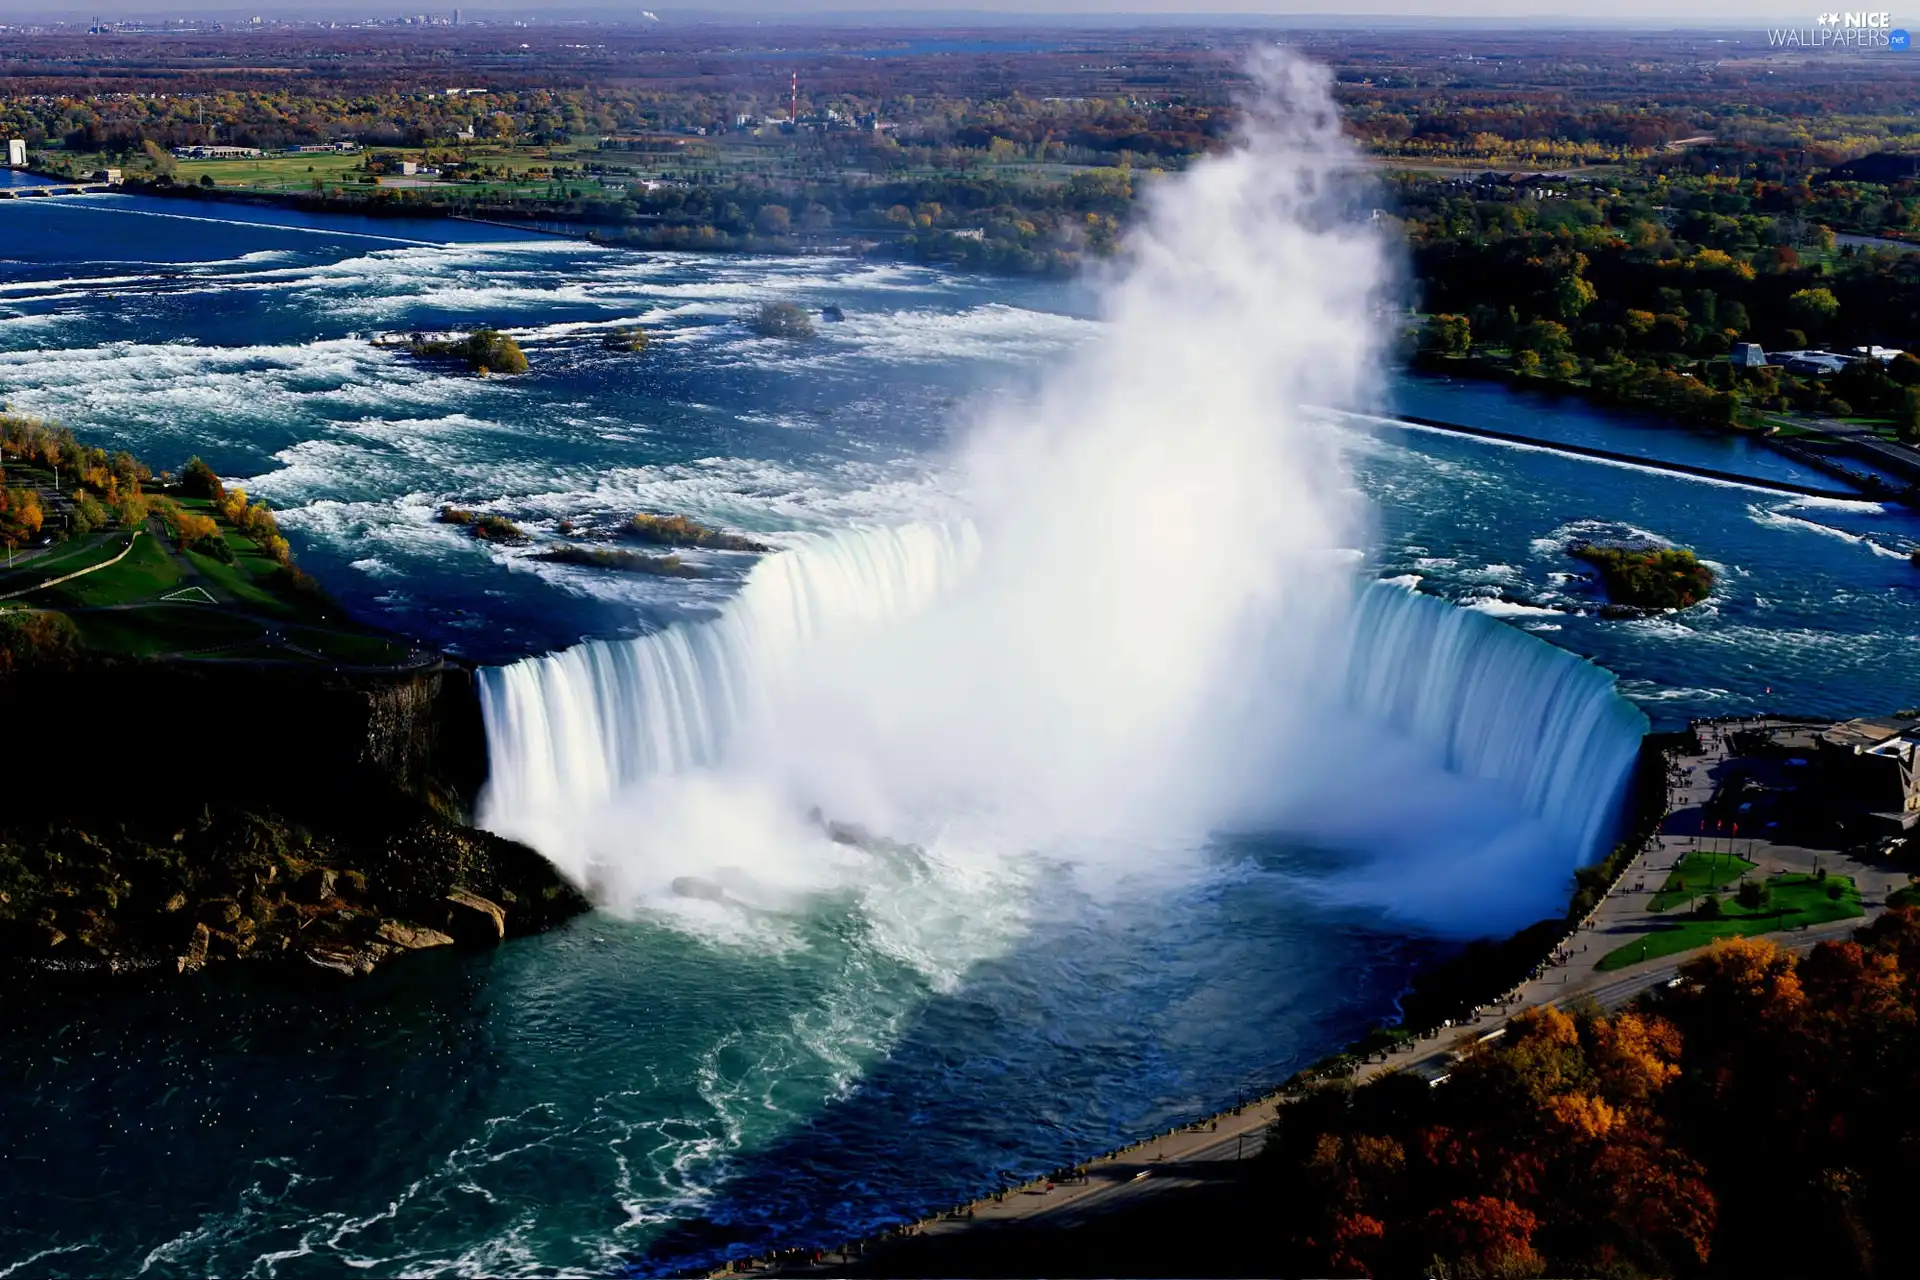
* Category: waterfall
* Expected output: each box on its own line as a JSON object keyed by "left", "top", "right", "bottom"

{"left": 477, "top": 522, "right": 981, "bottom": 846}
{"left": 479, "top": 530, "right": 1649, "bottom": 900}
{"left": 1344, "top": 582, "right": 1650, "bottom": 863}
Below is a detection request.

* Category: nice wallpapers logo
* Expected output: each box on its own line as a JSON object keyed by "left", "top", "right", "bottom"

{"left": 1768, "top": 11, "right": 1912, "bottom": 48}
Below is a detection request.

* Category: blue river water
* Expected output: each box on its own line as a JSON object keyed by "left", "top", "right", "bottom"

{"left": 1, "top": 193, "right": 1917, "bottom": 1278}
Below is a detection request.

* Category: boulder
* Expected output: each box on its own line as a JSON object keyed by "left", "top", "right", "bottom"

{"left": 177, "top": 922, "right": 209, "bottom": 974}
{"left": 305, "top": 942, "right": 370, "bottom": 976}
{"left": 376, "top": 920, "right": 456, "bottom": 950}
{"left": 297, "top": 868, "right": 339, "bottom": 903}
{"left": 444, "top": 889, "right": 506, "bottom": 943}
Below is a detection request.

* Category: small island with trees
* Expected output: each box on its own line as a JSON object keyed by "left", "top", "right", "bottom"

{"left": 626, "top": 512, "right": 769, "bottom": 552}
{"left": 749, "top": 301, "right": 816, "bottom": 340}
{"left": 1569, "top": 539, "right": 1716, "bottom": 612}
{"left": 600, "top": 326, "right": 649, "bottom": 353}
{"left": 397, "top": 329, "right": 529, "bottom": 376}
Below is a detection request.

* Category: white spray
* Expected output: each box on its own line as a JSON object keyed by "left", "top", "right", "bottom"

{"left": 477, "top": 52, "right": 1642, "bottom": 941}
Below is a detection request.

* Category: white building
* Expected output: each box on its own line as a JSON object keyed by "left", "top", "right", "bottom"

{"left": 171, "top": 145, "right": 263, "bottom": 159}
{"left": 1731, "top": 342, "right": 1768, "bottom": 368}
{"left": 6, "top": 139, "right": 25, "bottom": 168}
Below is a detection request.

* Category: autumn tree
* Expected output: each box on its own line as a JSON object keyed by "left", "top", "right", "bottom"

{"left": 1787, "top": 287, "right": 1840, "bottom": 340}
{"left": 180, "top": 455, "right": 225, "bottom": 501}
{"left": 1420, "top": 313, "right": 1472, "bottom": 357}
{"left": 0, "top": 486, "right": 44, "bottom": 561}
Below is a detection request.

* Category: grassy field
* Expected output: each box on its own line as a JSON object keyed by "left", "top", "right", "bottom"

{"left": 35, "top": 533, "right": 182, "bottom": 608}
{"left": 173, "top": 141, "right": 622, "bottom": 197}
{"left": 173, "top": 151, "right": 366, "bottom": 191}
{"left": 1648, "top": 850, "right": 1759, "bottom": 912}
{"left": 0, "top": 532, "right": 119, "bottom": 594}
{"left": 1599, "top": 873, "right": 1866, "bottom": 971}
{"left": 283, "top": 624, "right": 412, "bottom": 665}
{"left": 67, "top": 604, "right": 263, "bottom": 657}
{"left": 9, "top": 494, "right": 413, "bottom": 663}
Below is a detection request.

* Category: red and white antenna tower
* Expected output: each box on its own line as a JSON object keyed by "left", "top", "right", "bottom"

{"left": 790, "top": 71, "right": 798, "bottom": 124}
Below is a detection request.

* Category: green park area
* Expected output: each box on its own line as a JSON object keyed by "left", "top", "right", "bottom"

{"left": 1, "top": 437, "right": 417, "bottom": 668}
{"left": 1599, "top": 871, "right": 1866, "bottom": 971}
{"left": 171, "top": 149, "right": 366, "bottom": 191}
{"left": 172, "top": 141, "right": 631, "bottom": 200}
{"left": 1647, "top": 850, "right": 1758, "bottom": 911}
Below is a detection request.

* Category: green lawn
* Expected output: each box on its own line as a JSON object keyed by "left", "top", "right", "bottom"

{"left": 174, "top": 498, "right": 321, "bottom": 618}
{"left": 1648, "top": 850, "right": 1759, "bottom": 912}
{"left": 184, "top": 546, "right": 294, "bottom": 615}
{"left": 282, "top": 625, "right": 412, "bottom": 665}
{"left": 34, "top": 534, "right": 181, "bottom": 608}
{"left": 0, "top": 533, "right": 117, "bottom": 593}
{"left": 1599, "top": 873, "right": 1865, "bottom": 971}
{"left": 67, "top": 604, "right": 262, "bottom": 657}
{"left": 173, "top": 151, "right": 366, "bottom": 191}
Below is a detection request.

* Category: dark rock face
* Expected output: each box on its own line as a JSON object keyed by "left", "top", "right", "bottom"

{"left": 0, "top": 806, "right": 586, "bottom": 977}
{"left": 0, "top": 662, "right": 583, "bottom": 978}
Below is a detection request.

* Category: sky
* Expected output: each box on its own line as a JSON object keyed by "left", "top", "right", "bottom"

{"left": 0, "top": 1, "right": 1862, "bottom": 23}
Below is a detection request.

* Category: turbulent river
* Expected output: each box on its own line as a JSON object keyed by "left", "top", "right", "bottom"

{"left": 3, "top": 168, "right": 1919, "bottom": 1276}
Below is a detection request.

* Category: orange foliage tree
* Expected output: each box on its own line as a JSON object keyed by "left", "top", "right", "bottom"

{"left": 1260, "top": 921, "right": 1920, "bottom": 1277}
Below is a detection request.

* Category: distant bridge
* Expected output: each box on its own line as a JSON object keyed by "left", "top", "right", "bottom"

{"left": 0, "top": 184, "right": 117, "bottom": 198}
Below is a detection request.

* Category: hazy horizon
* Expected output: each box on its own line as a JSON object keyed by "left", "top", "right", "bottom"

{"left": 0, "top": 2, "right": 1866, "bottom": 27}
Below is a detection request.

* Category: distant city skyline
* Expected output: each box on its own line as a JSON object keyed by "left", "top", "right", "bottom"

{"left": 0, "top": 1, "right": 1877, "bottom": 25}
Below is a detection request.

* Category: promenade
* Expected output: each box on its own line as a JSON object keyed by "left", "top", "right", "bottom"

{"left": 721, "top": 717, "right": 1912, "bottom": 1277}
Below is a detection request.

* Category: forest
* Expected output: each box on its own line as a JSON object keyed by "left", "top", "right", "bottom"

{"left": 1260, "top": 923, "right": 1920, "bottom": 1279}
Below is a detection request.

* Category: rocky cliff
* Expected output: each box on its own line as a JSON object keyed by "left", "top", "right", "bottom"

{"left": 0, "top": 661, "right": 586, "bottom": 976}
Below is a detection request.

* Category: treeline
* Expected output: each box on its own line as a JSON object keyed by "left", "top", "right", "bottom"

{"left": 1260, "top": 921, "right": 1920, "bottom": 1279}
{"left": 0, "top": 415, "right": 151, "bottom": 553}
{"left": 0, "top": 419, "right": 311, "bottom": 634}
{"left": 1405, "top": 169, "right": 1920, "bottom": 430}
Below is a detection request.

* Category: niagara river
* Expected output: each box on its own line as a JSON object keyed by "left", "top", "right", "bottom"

{"left": 5, "top": 80, "right": 1920, "bottom": 1280}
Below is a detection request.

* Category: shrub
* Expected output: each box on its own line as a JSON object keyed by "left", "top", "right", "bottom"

{"left": 469, "top": 514, "right": 527, "bottom": 543}
{"left": 409, "top": 330, "right": 528, "bottom": 375}
{"left": 0, "top": 608, "right": 80, "bottom": 675}
{"left": 1736, "top": 880, "right": 1771, "bottom": 911}
{"left": 180, "top": 456, "right": 225, "bottom": 501}
{"left": 601, "top": 326, "right": 649, "bottom": 353}
{"left": 188, "top": 532, "right": 235, "bottom": 564}
{"left": 1698, "top": 893, "right": 1723, "bottom": 919}
{"left": 0, "top": 486, "right": 44, "bottom": 550}
{"left": 626, "top": 512, "right": 767, "bottom": 552}
{"left": 170, "top": 511, "right": 218, "bottom": 548}
{"left": 534, "top": 545, "right": 700, "bottom": 576}
{"left": 749, "top": 301, "right": 815, "bottom": 340}
{"left": 270, "top": 563, "right": 331, "bottom": 606}
{"left": 70, "top": 491, "right": 109, "bottom": 536}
